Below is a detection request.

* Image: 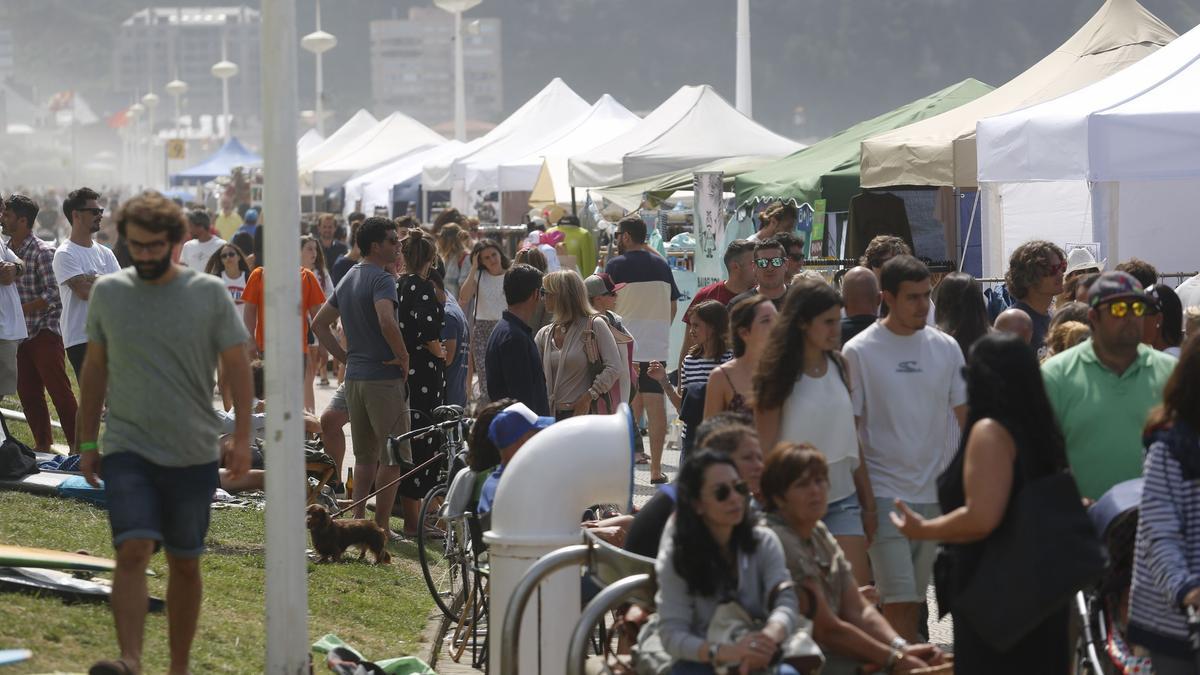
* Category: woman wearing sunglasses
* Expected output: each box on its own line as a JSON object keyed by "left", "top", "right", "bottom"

{"left": 762, "top": 443, "right": 944, "bottom": 674}
{"left": 650, "top": 450, "right": 802, "bottom": 674}
{"left": 205, "top": 243, "right": 251, "bottom": 306}
{"left": 534, "top": 270, "right": 622, "bottom": 420}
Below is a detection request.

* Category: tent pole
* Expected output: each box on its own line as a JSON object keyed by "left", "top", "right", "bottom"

{"left": 571, "top": 187, "right": 577, "bottom": 217}
{"left": 959, "top": 190, "right": 980, "bottom": 273}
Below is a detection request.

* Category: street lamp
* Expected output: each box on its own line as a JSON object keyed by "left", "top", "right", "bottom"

{"left": 141, "top": 92, "right": 160, "bottom": 188}
{"left": 211, "top": 37, "right": 239, "bottom": 141}
{"left": 165, "top": 78, "right": 188, "bottom": 139}
{"left": 128, "top": 102, "right": 146, "bottom": 188}
{"left": 300, "top": 0, "right": 336, "bottom": 136}
{"left": 735, "top": 0, "right": 752, "bottom": 117}
{"left": 433, "top": 0, "right": 482, "bottom": 142}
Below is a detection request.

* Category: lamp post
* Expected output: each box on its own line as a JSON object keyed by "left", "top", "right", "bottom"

{"left": 211, "top": 37, "right": 239, "bottom": 141}
{"left": 434, "top": 0, "right": 482, "bottom": 142}
{"left": 128, "top": 102, "right": 146, "bottom": 188}
{"left": 735, "top": 0, "right": 752, "bottom": 117}
{"left": 300, "top": 0, "right": 336, "bottom": 136}
{"left": 165, "top": 78, "right": 188, "bottom": 139}
{"left": 141, "top": 92, "right": 160, "bottom": 189}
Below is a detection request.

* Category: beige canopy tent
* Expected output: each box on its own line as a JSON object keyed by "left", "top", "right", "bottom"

{"left": 859, "top": 0, "right": 1176, "bottom": 189}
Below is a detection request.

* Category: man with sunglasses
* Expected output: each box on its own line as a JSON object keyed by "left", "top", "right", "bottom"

{"left": 728, "top": 240, "right": 790, "bottom": 310}
{"left": 772, "top": 231, "right": 806, "bottom": 279}
{"left": 52, "top": 187, "right": 120, "bottom": 379}
{"left": 1004, "top": 240, "right": 1066, "bottom": 357}
{"left": 1042, "top": 271, "right": 1178, "bottom": 501}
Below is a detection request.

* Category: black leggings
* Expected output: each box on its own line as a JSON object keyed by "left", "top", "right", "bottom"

{"left": 66, "top": 343, "right": 87, "bottom": 381}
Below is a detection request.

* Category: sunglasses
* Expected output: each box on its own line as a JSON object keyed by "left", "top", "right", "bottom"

{"left": 221, "top": 251, "right": 239, "bottom": 259}
{"left": 787, "top": 253, "right": 804, "bottom": 262}
{"left": 1042, "top": 259, "right": 1067, "bottom": 276}
{"left": 711, "top": 480, "right": 750, "bottom": 502}
{"left": 539, "top": 287, "right": 554, "bottom": 297}
{"left": 1105, "top": 300, "right": 1148, "bottom": 318}
{"left": 77, "top": 207, "right": 104, "bottom": 216}
{"left": 754, "top": 257, "right": 785, "bottom": 269}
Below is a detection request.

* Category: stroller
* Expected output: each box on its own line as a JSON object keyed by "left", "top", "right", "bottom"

{"left": 1074, "top": 478, "right": 1146, "bottom": 674}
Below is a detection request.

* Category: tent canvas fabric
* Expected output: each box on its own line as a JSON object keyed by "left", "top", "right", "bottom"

{"left": 494, "top": 94, "right": 640, "bottom": 197}
{"left": 310, "top": 111, "right": 446, "bottom": 190}
{"left": 422, "top": 78, "right": 589, "bottom": 191}
{"left": 296, "top": 128, "right": 325, "bottom": 156}
{"left": 569, "top": 85, "right": 803, "bottom": 188}
{"left": 298, "top": 109, "right": 378, "bottom": 172}
{"left": 170, "top": 137, "right": 261, "bottom": 186}
{"left": 342, "top": 141, "right": 466, "bottom": 217}
{"left": 734, "top": 78, "right": 993, "bottom": 213}
{"left": 593, "top": 156, "right": 779, "bottom": 212}
{"left": 859, "top": 0, "right": 1176, "bottom": 190}
{"left": 977, "top": 21, "right": 1200, "bottom": 277}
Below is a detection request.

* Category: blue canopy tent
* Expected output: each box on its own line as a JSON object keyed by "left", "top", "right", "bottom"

{"left": 169, "top": 137, "right": 261, "bottom": 186}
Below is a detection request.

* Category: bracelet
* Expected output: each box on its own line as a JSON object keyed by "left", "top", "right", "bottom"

{"left": 890, "top": 635, "right": 909, "bottom": 650}
{"left": 884, "top": 648, "right": 903, "bottom": 673}
{"left": 78, "top": 441, "right": 99, "bottom": 453}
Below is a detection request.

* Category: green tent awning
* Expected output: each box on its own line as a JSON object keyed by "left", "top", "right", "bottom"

{"left": 733, "top": 78, "right": 994, "bottom": 212}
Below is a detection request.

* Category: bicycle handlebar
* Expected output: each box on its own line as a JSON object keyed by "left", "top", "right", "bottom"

{"left": 390, "top": 416, "right": 469, "bottom": 442}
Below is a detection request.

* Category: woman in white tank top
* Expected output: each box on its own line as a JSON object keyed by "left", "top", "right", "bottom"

{"left": 754, "top": 278, "right": 877, "bottom": 587}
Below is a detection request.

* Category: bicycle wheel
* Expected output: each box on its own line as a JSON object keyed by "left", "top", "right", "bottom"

{"left": 417, "top": 485, "right": 472, "bottom": 621}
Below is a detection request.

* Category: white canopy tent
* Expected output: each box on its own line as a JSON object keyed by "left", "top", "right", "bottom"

{"left": 496, "top": 94, "right": 641, "bottom": 203}
{"left": 309, "top": 111, "right": 446, "bottom": 191}
{"left": 297, "top": 109, "right": 378, "bottom": 180}
{"left": 341, "top": 141, "right": 466, "bottom": 217}
{"left": 977, "top": 22, "right": 1200, "bottom": 277}
{"left": 568, "top": 84, "right": 802, "bottom": 188}
{"left": 295, "top": 128, "right": 325, "bottom": 156}
{"left": 859, "top": 0, "right": 1176, "bottom": 190}
{"left": 422, "top": 78, "right": 589, "bottom": 192}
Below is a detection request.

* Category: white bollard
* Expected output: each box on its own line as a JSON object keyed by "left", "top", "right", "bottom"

{"left": 487, "top": 404, "right": 636, "bottom": 675}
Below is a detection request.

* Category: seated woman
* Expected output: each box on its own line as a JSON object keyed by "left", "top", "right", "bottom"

{"left": 761, "top": 443, "right": 944, "bottom": 674}
{"left": 651, "top": 450, "right": 801, "bottom": 674}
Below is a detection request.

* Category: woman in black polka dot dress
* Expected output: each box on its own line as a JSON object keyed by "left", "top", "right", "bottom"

{"left": 396, "top": 231, "right": 447, "bottom": 529}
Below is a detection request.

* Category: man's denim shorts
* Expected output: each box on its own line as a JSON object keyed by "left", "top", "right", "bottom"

{"left": 822, "top": 492, "right": 866, "bottom": 537}
{"left": 103, "top": 452, "right": 219, "bottom": 558}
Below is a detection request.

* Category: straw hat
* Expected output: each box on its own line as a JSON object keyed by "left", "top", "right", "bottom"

{"left": 1065, "top": 247, "right": 1105, "bottom": 277}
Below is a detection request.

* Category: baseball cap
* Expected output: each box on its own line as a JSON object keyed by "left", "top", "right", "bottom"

{"left": 487, "top": 402, "right": 554, "bottom": 448}
{"left": 584, "top": 273, "right": 626, "bottom": 299}
{"left": 243, "top": 208, "right": 259, "bottom": 224}
{"left": 1087, "top": 271, "right": 1149, "bottom": 308}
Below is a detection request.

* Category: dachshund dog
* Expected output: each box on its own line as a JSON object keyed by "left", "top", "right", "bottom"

{"left": 305, "top": 504, "right": 391, "bottom": 564}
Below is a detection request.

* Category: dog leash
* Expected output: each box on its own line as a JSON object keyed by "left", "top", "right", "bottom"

{"left": 330, "top": 453, "right": 442, "bottom": 518}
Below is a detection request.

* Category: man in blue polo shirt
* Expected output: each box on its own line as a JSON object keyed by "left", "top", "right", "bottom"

{"left": 484, "top": 263, "right": 549, "bottom": 415}
{"left": 1042, "top": 271, "right": 1177, "bottom": 500}
{"left": 477, "top": 402, "right": 554, "bottom": 515}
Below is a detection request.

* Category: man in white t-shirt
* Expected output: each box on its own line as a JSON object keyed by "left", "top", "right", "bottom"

{"left": 52, "top": 187, "right": 121, "bottom": 378}
{"left": 843, "top": 254, "right": 967, "bottom": 643}
{"left": 179, "top": 210, "right": 226, "bottom": 272}
{"left": 0, "top": 239, "right": 27, "bottom": 396}
{"left": 1176, "top": 272, "right": 1200, "bottom": 314}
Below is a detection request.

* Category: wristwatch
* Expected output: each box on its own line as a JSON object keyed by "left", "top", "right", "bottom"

{"left": 707, "top": 641, "right": 721, "bottom": 665}
{"left": 890, "top": 635, "right": 909, "bottom": 651}
{"left": 588, "top": 387, "right": 599, "bottom": 401}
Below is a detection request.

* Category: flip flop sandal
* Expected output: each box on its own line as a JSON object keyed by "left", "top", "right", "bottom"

{"left": 650, "top": 475, "right": 669, "bottom": 485}
{"left": 89, "top": 659, "right": 136, "bottom": 675}
{"left": 634, "top": 453, "right": 650, "bottom": 465}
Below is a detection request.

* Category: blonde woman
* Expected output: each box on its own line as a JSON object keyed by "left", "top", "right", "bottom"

{"left": 437, "top": 223, "right": 470, "bottom": 297}
{"left": 535, "top": 270, "right": 622, "bottom": 420}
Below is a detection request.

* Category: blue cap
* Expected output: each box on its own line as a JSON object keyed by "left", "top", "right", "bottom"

{"left": 488, "top": 402, "right": 554, "bottom": 448}
{"left": 243, "top": 208, "right": 259, "bottom": 224}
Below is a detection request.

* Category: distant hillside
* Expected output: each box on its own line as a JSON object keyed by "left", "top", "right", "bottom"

{"left": 5, "top": 0, "right": 1198, "bottom": 138}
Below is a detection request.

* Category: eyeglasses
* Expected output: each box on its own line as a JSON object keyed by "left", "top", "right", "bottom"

{"left": 539, "top": 287, "right": 554, "bottom": 297}
{"left": 712, "top": 480, "right": 750, "bottom": 502}
{"left": 77, "top": 207, "right": 104, "bottom": 216}
{"left": 1106, "top": 300, "right": 1148, "bottom": 318}
{"left": 126, "top": 239, "right": 170, "bottom": 254}
{"left": 1043, "top": 259, "right": 1067, "bottom": 276}
{"left": 221, "top": 251, "right": 239, "bottom": 259}
{"left": 787, "top": 253, "right": 804, "bottom": 262}
{"left": 754, "top": 257, "right": 785, "bottom": 269}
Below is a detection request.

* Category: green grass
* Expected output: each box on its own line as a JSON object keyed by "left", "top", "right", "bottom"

{"left": 1, "top": 366, "right": 77, "bottom": 449}
{"left": 0, "top": 492, "right": 437, "bottom": 673}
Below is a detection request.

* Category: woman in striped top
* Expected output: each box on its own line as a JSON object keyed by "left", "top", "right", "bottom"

{"left": 650, "top": 300, "right": 732, "bottom": 413}
{"left": 1128, "top": 336, "right": 1200, "bottom": 671}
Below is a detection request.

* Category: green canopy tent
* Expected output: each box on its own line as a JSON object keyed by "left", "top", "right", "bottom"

{"left": 733, "top": 78, "right": 993, "bottom": 212}
{"left": 592, "top": 155, "right": 776, "bottom": 212}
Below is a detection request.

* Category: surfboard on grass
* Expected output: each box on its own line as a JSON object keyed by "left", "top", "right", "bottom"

{"left": 0, "top": 545, "right": 115, "bottom": 572}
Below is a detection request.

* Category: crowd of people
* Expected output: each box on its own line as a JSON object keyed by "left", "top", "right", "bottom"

{"left": 5, "top": 183, "right": 1200, "bottom": 674}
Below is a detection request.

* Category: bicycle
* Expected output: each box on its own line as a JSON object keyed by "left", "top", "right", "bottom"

{"left": 388, "top": 404, "right": 473, "bottom": 622}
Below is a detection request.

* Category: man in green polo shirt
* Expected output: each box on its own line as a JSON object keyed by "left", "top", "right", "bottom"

{"left": 1042, "top": 271, "right": 1177, "bottom": 500}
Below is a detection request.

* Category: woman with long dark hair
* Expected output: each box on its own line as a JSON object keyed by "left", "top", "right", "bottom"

{"left": 704, "top": 295, "right": 776, "bottom": 419}
{"left": 1144, "top": 284, "right": 1184, "bottom": 357}
{"left": 1128, "top": 336, "right": 1200, "bottom": 670}
{"left": 754, "top": 279, "right": 876, "bottom": 586}
{"left": 933, "top": 272, "right": 990, "bottom": 359}
{"left": 395, "top": 230, "right": 448, "bottom": 536}
{"left": 459, "top": 238, "right": 510, "bottom": 406}
{"left": 891, "top": 333, "right": 1070, "bottom": 671}
{"left": 651, "top": 450, "right": 801, "bottom": 674}
{"left": 204, "top": 242, "right": 251, "bottom": 305}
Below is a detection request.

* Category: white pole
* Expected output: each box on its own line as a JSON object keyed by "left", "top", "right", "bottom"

{"left": 452, "top": 9, "right": 466, "bottom": 141}
{"left": 735, "top": 0, "right": 752, "bottom": 118}
{"left": 260, "top": 0, "right": 308, "bottom": 672}
{"left": 221, "top": 37, "right": 231, "bottom": 141}
{"left": 314, "top": 0, "right": 325, "bottom": 136}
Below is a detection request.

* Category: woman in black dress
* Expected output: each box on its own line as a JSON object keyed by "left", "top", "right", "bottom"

{"left": 890, "top": 332, "right": 1070, "bottom": 673}
{"left": 396, "top": 230, "right": 447, "bottom": 537}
